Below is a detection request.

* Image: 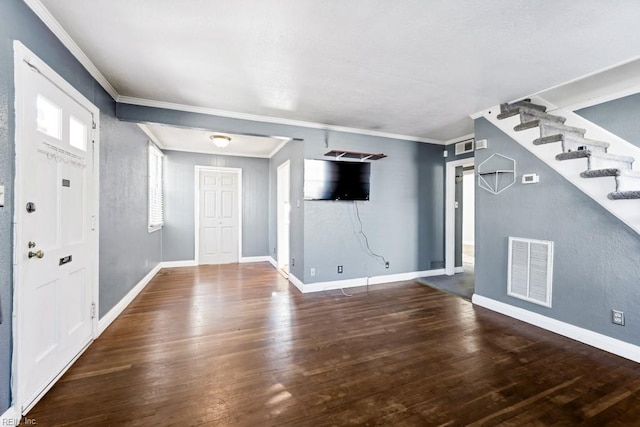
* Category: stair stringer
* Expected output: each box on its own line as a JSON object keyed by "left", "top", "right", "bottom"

{"left": 482, "top": 96, "right": 640, "bottom": 235}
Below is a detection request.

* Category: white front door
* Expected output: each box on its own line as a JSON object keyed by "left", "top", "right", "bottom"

{"left": 14, "top": 44, "right": 97, "bottom": 412}
{"left": 198, "top": 170, "right": 239, "bottom": 265}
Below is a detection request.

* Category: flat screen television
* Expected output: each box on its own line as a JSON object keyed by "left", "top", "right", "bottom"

{"left": 304, "top": 159, "right": 371, "bottom": 201}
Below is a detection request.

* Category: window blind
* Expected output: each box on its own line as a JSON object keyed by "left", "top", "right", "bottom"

{"left": 148, "top": 143, "right": 164, "bottom": 230}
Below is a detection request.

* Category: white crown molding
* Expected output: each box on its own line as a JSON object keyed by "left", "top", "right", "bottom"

{"left": 470, "top": 55, "right": 640, "bottom": 119}
{"left": 26, "top": 0, "right": 445, "bottom": 144}
{"left": 445, "top": 133, "right": 475, "bottom": 145}
{"left": 24, "top": 0, "right": 119, "bottom": 100}
{"left": 118, "top": 96, "right": 445, "bottom": 145}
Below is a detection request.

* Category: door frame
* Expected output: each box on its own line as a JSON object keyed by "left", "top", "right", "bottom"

{"left": 194, "top": 166, "right": 243, "bottom": 265}
{"left": 276, "top": 160, "right": 290, "bottom": 272}
{"left": 445, "top": 158, "right": 474, "bottom": 275}
{"left": 12, "top": 41, "right": 100, "bottom": 414}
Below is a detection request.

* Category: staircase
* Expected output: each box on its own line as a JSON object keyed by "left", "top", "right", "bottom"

{"left": 498, "top": 99, "right": 640, "bottom": 200}
{"left": 483, "top": 97, "right": 640, "bottom": 235}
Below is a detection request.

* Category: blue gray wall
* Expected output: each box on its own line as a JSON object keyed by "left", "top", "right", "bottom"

{"left": 269, "top": 140, "right": 305, "bottom": 280}
{"left": 303, "top": 132, "right": 445, "bottom": 283}
{"left": 117, "top": 106, "right": 447, "bottom": 285}
{"left": 474, "top": 117, "right": 640, "bottom": 346}
{"left": 162, "top": 150, "right": 269, "bottom": 261}
{"left": 99, "top": 112, "right": 162, "bottom": 317}
{"left": 0, "top": 0, "right": 162, "bottom": 411}
{"left": 576, "top": 93, "right": 640, "bottom": 149}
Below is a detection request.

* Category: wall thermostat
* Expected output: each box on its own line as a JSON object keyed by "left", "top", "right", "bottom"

{"left": 522, "top": 174, "right": 539, "bottom": 184}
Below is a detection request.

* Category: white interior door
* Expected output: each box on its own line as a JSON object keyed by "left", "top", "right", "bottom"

{"left": 15, "top": 46, "right": 97, "bottom": 412}
{"left": 277, "top": 161, "right": 290, "bottom": 274}
{"left": 198, "top": 170, "right": 239, "bottom": 264}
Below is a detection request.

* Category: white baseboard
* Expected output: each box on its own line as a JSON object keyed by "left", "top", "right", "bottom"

{"left": 293, "top": 268, "right": 446, "bottom": 294}
{"left": 454, "top": 266, "right": 465, "bottom": 273}
{"left": 472, "top": 294, "right": 640, "bottom": 363}
{"left": 288, "top": 273, "right": 305, "bottom": 293}
{"left": 239, "top": 256, "right": 271, "bottom": 263}
{"left": 1, "top": 406, "right": 20, "bottom": 425}
{"left": 268, "top": 257, "right": 278, "bottom": 269}
{"left": 160, "top": 260, "right": 196, "bottom": 268}
{"left": 97, "top": 263, "right": 162, "bottom": 336}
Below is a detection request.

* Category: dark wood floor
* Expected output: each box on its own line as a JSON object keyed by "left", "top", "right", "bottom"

{"left": 26, "top": 263, "right": 640, "bottom": 426}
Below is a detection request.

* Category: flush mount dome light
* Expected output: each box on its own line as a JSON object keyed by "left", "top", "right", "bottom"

{"left": 210, "top": 134, "right": 231, "bottom": 148}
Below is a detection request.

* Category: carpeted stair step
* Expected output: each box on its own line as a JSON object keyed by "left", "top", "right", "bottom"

{"left": 521, "top": 109, "right": 566, "bottom": 124}
{"left": 497, "top": 106, "right": 565, "bottom": 123}
{"left": 515, "top": 119, "right": 585, "bottom": 135}
{"left": 534, "top": 121, "right": 586, "bottom": 143}
{"left": 499, "top": 99, "right": 547, "bottom": 114}
{"left": 614, "top": 169, "right": 640, "bottom": 193}
{"left": 608, "top": 191, "right": 640, "bottom": 200}
{"left": 560, "top": 133, "right": 609, "bottom": 154}
{"left": 568, "top": 151, "right": 635, "bottom": 177}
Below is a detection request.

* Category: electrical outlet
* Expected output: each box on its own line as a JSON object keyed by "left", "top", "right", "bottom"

{"left": 337, "top": 265, "right": 343, "bottom": 274}
{"left": 273, "top": 247, "right": 276, "bottom": 254}
{"left": 292, "top": 258, "right": 295, "bottom": 267}
{"left": 310, "top": 267, "right": 315, "bottom": 276}
{"left": 612, "top": 310, "right": 625, "bottom": 326}
{"left": 385, "top": 261, "right": 389, "bottom": 269}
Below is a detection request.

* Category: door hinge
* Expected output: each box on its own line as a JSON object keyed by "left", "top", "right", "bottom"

{"left": 91, "top": 303, "right": 97, "bottom": 319}
{"left": 91, "top": 215, "right": 96, "bottom": 231}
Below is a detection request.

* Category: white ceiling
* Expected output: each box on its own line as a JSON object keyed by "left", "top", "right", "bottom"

{"left": 139, "top": 123, "right": 290, "bottom": 158}
{"left": 34, "top": 0, "right": 640, "bottom": 145}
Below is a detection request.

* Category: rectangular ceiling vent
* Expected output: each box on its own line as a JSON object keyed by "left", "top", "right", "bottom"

{"left": 508, "top": 237, "right": 554, "bottom": 307}
{"left": 455, "top": 139, "right": 475, "bottom": 155}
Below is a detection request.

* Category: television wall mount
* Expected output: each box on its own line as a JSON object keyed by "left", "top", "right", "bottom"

{"left": 324, "top": 150, "right": 387, "bottom": 161}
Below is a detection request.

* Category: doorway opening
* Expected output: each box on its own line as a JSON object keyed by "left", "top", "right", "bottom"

{"left": 420, "top": 157, "right": 475, "bottom": 300}
{"left": 461, "top": 166, "right": 475, "bottom": 271}
{"left": 276, "top": 160, "right": 290, "bottom": 278}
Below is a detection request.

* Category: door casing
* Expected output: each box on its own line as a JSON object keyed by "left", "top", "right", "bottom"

{"left": 276, "top": 160, "right": 290, "bottom": 272}
{"left": 445, "top": 158, "right": 474, "bottom": 276}
{"left": 12, "top": 41, "right": 100, "bottom": 414}
{"left": 194, "top": 166, "right": 242, "bottom": 265}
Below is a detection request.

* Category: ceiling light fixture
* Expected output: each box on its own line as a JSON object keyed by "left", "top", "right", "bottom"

{"left": 210, "top": 134, "right": 231, "bottom": 148}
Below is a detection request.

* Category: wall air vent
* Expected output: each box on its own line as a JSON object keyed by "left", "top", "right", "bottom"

{"left": 508, "top": 237, "right": 554, "bottom": 307}
{"left": 455, "top": 139, "right": 475, "bottom": 155}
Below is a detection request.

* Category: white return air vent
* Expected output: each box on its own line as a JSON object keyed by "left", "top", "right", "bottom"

{"left": 508, "top": 237, "right": 554, "bottom": 307}
{"left": 455, "top": 138, "right": 474, "bottom": 155}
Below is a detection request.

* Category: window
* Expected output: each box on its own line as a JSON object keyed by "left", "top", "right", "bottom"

{"left": 148, "top": 143, "right": 164, "bottom": 232}
{"left": 37, "top": 94, "right": 62, "bottom": 138}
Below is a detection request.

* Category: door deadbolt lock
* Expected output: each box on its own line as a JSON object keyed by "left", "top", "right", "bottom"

{"left": 28, "top": 250, "right": 44, "bottom": 259}
{"left": 28, "top": 241, "right": 36, "bottom": 248}
{"left": 26, "top": 202, "right": 36, "bottom": 213}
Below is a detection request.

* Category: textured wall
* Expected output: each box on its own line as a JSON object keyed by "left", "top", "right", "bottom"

{"left": 269, "top": 140, "right": 305, "bottom": 279}
{"left": 576, "top": 93, "right": 640, "bottom": 148}
{"left": 98, "top": 113, "right": 162, "bottom": 317}
{"left": 117, "top": 105, "right": 447, "bottom": 285}
{"left": 474, "top": 117, "right": 640, "bottom": 345}
{"left": 303, "top": 132, "right": 445, "bottom": 283}
{"left": 162, "top": 150, "right": 269, "bottom": 261}
{"left": 0, "top": 0, "right": 162, "bottom": 410}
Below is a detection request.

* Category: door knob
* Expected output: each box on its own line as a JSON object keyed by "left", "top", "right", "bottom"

{"left": 28, "top": 250, "right": 44, "bottom": 259}
{"left": 28, "top": 241, "right": 36, "bottom": 248}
